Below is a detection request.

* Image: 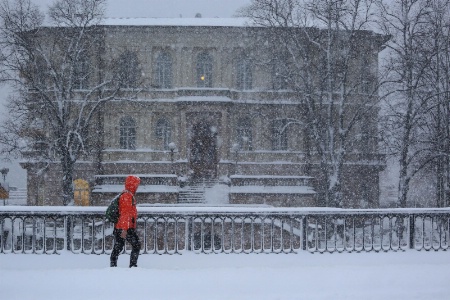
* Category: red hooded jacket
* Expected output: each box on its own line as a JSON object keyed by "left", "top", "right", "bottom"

{"left": 115, "top": 175, "right": 140, "bottom": 230}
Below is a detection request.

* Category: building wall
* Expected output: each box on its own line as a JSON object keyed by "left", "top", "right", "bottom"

{"left": 22, "top": 24, "right": 386, "bottom": 208}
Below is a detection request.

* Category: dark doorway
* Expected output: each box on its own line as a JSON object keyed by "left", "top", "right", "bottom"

{"left": 190, "top": 121, "right": 218, "bottom": 178}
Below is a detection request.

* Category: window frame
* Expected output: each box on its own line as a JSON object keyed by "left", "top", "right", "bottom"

{"left": 196, "top": 52, "right": 213, "bottom": 88}
{"left": 236, "top": 57, "right": 253, "bottom": 90}
{"left": 155, "top": 118, "right": 172, "bottom": 150}
{"left": 115, "top": 50, "right": 141, "bottom": 89}
{"left": 236, "top": 117, "right": 253, "bottom": 151}
{"left": 272, "top": 119, "right": 288, "bottom": 151}
{"left": 155, "top": 51, "right": 173, "bottom": 89}
{"left": 119, "top": 116, "right": 137, "bottom": 150}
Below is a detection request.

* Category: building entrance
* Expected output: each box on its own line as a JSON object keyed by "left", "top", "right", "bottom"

{"left": 190, "top": 121, "right": 218, "bottom": 178}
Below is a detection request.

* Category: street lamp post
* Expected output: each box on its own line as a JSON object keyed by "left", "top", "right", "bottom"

{"left": 0, "top": 168, "right": 8, "bottom": 182}
{"left": 168, "top": 142, "right": 177, "bottom": 174}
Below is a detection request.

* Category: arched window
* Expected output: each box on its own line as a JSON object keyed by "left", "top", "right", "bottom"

{"left": 272, "top": 119, "right": 288, "bottom": 150}
{"left": 236, "top": 57, "right": 252, "bottom": 90}
{"left": 236, "top": 117, "right": 253, "bottom": 151}
{"left": 155, "top": 118, "right": 171, "bottom": 150}
{"left": 73, "top": 52, "right": 89, "bottom": 89}
{"left": 114, "top": 50, "right": 141, "bottom": 89}
{"left": 119, "top": 116, "right": 136, "bottom": 150}
{"left": 155, "top": 52, "right": 172, "bottom": 89}
{"left": 196, "top": 52, "right": 213, "bottom": 88}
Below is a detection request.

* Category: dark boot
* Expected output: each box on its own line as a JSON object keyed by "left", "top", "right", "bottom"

{"left": 127, "top": 229, "right": 141, "bottom": 268}
{"left": 110, "top": 261, "right": 117, "bottom": 267}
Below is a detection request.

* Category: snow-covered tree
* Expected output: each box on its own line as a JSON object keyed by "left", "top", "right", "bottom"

{"left": 239, "top": 0, "right": 388, "bottom": 207}
{"left": 0, "top": 0, "right": 135, "bottom": 205}
{"left": 422, "top": 0, "right": 450, "bottom": 207}
{"left": 378, "top": 0, "right": 450, "bottom": 207}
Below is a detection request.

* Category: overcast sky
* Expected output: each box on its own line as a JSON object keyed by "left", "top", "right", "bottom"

{"left": 37, "top": 0, "right": 251, "bottom": 18}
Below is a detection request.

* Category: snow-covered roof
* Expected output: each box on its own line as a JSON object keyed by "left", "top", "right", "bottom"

{"left": 101, "top": 17, "right": 254, "bottom": 27}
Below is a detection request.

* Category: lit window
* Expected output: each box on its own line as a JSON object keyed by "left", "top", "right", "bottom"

{"left": 196, "top": 52, "right": 213, "bottom": 88}
{"left": 119, "top": 116, "right": 136, "bottom": 150}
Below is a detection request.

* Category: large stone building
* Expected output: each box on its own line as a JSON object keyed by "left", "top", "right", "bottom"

{"left": 23, "top": 17, "right": 387, "bottom": 208}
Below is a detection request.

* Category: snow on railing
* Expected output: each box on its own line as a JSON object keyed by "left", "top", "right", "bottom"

{"left": 1, "top": 207, "right": 449, "bottom": 254}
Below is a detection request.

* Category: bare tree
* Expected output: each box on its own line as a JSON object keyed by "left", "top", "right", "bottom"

{"left": 423, "top": 0, "right": 450, "bottom": 207}
{"left": 239, "top": 0, "right": 387, "bottom": 207}
{"left": 0, "top": 0, "right": 129, "bottom": 205}
{"left": 377, "top": 0, "right": 450, "bottom": 207}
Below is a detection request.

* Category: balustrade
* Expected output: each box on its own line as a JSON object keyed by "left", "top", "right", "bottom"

{"left": 1, "top": 208, "right": 449, "bottom": 254}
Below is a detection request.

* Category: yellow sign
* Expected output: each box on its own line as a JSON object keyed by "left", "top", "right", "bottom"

{"left": 74, "top": 179, "right": 90, "bottom": 206}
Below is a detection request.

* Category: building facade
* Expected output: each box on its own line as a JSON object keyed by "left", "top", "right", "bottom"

{"left": 23, "top": 18, "right": 387, "bottom": 208}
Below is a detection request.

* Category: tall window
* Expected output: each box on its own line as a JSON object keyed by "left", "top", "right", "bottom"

{"left": 196, "top": 52, "right": 213, "bottom": 88}
{"left": 272, "top": 62, "right": 289, "bottom": 90}
{"left": 272, "top": 119, "right": 288, "bottom": 150}
{"left": 155, "top": 118, "right": 171, "bottom": 150}
{"left": 236, "top": 57, "right": 252, "bottom": 90}
{"left": 114, "top": 50, "right": 141, "bottom": 89}
{"left": 359, "top": 56, "right": 372, "bottom": 94}
{"left": 236, "top": 117, "right": 253, "bottom": 151}
{"left": 155, "top": 51, "right": 173, "bottom": 89}
{"left": 119, "top": 116, "right": 136, "bottom": 150}
{"left": 73, "top": 52, "right": 89, "bottom": 89}
{"left": 360, "top": 124, "right": 371, "bottom": 154}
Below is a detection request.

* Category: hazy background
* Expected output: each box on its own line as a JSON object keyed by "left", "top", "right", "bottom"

{"left": 0, "top": 0, "right": 251, "bottom": 188}
{"left": 37, "top": 0, "right": 250, "bottom": 18}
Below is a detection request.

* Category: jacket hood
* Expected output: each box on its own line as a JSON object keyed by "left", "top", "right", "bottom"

{"left": 124, "top": 175, "right": 140, "bottom": 195}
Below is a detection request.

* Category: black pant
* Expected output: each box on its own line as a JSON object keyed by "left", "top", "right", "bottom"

{"left": 110, "top": 228, "right": 141, "bottom": 267}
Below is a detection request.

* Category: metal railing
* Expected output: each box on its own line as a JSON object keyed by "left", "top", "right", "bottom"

{"left": 1, "top": 207, "right": 449, "bottom": 254}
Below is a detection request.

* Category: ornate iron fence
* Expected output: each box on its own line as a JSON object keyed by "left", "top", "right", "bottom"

{"left": 1, "top": 207, "right": 449, "bottom": 254}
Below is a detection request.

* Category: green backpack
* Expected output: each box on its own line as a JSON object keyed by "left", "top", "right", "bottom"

{"left": 105, "top": 193, "right": 122, "bottom": 224}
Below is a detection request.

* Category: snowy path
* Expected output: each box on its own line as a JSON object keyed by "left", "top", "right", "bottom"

{"left": 1, "top": 251, "right": 449, "bottom": 300}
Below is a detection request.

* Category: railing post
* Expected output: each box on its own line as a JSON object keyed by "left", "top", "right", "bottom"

{"left": 187, "top": 216, "right": 192, "bottom": 251}
{"left": 409, "top": 215, "right": 415, "bottom": 250}
{"left": 301, "top": 216, "right": 307, "bottom": 251}
{"left": 66, "top": 215, "right": 72, "bottom": 252}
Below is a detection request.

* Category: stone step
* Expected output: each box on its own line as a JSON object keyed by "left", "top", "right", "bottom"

{"left": 177, "top": 178, "right": 219, "bottom": 204}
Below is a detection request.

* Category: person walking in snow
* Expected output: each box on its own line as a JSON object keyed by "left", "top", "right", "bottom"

{"left": 110, "top": 175, "right": 141, "bottom": 268}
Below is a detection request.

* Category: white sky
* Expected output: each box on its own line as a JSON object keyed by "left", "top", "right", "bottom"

{"left": 37, "top": 0, "right": 251, "bottom": 18}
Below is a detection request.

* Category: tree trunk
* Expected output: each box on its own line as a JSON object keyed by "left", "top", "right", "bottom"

{"left": 61, "top": 153, "right": 74, "bottom": 206}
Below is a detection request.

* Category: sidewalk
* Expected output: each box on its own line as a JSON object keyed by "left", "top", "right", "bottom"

{"left": 1, "top": 251, "right": 450, "bottom": 300}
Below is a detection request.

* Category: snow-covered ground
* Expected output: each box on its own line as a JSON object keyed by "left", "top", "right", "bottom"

{"left": 1, "top": 251, "right": 449, "bottom": 300}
